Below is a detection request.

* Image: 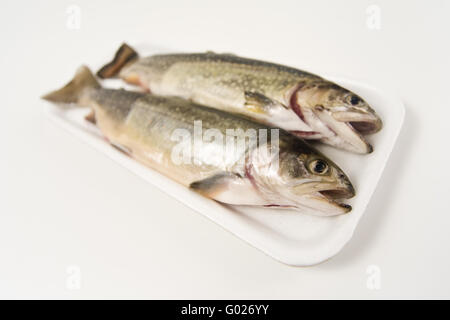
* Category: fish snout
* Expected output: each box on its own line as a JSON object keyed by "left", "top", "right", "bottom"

{"left": 335, "top": 172, "right": 356, "bottom": 198}
{"left": 313, "top": 106, "right": 375, "bottom": 154}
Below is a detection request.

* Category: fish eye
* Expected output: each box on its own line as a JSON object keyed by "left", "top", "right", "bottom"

{"left": 350, "top": 95, "right": 360, "bottom": 105}
{"left": 309, "top": 159, "right": 329, "bottom": 175}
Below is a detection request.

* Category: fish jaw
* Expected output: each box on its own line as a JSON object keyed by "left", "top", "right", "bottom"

{"left": 285, "top": 178, "right": 355, "bottom": 216}
{"left": 259, "top": 102, "right": 319, "bottom": 137}
{"left": 267, "top": 181, "right": 354, "bottom": 216}
{"left": 293, "top": 100, "right": 376, "bottom": 154}
{"left": 313, "top": 106, "right": 374, "bottom": 154}
{"left": 294, "top": 193, "right": 352, "bottom": 216}
{"left": 331, "top": 110, "right": 382, "bottom": 135}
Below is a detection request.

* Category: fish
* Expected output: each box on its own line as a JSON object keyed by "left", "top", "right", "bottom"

{"left": 42, "top": 66, "right": 356, "bottom": 216}
{"left": 97, "top": 43, "right": 382, "bottom": 154}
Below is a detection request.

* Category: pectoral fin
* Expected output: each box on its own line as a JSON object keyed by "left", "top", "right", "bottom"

{"left": 244, "top": 91, "right": 275, "bottom": 114}
{"left": 190, "top": 172, "right": 267, "bottom": 205}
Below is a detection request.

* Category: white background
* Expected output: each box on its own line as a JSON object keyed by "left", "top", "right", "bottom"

{"left": 1, "top": 0, "right": 449, "bottom": 299}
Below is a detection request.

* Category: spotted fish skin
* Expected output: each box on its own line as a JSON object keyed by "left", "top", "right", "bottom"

{"left": 122, "top": 53, "right": 320, "bottom": 118}
{"left": 99, "top": 44, "right": 382, "bottom": 154}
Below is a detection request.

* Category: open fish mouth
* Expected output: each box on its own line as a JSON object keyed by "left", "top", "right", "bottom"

{"left": 319, "top": 187, "right": 355, "bottom": 200}
{"left": 313, "top": 107, "right": 382, "bottom": 154}
{"left": 314, "top": 186, "right": 355, "bottom": 214}
{"left": 289, "top": 182, "right": 355, "bottom": 216}
{"left": 296, "top": 190, "right": 352, "bottom": 216}
{"left": 332, "top": 110, "right": 383, "bottom": 135}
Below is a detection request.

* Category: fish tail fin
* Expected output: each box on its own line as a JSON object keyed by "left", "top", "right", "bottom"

{"left": 97, "top": 43, "right": 139, "bottom": 79}
{"left": 41, "top": 65, "right": 100, "bottom": 104}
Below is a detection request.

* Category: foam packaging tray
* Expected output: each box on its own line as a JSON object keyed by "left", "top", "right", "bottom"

{"left": 44, "top": 44, "right": 405, "bottom": 266}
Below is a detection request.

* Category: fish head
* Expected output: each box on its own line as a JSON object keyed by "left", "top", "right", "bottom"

{"left": 321, "top": 86, "right": 382, "bottom": 135}
{"left": 294, "top": 83, "right": 382, "bottom": 153}
{"left": 249, "top": 142, "right": 355, "bottom": 216}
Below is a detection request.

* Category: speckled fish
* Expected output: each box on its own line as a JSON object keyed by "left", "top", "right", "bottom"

{"left": 97, "top": 43, "right": 382, "bottom": 154}
{"left": 42, "top": 66, "right": 355, "bottom": 216}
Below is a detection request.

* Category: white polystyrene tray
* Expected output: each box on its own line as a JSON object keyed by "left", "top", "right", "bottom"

{"left": 43, "top": 44, "right": 405, "bottom": 266}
